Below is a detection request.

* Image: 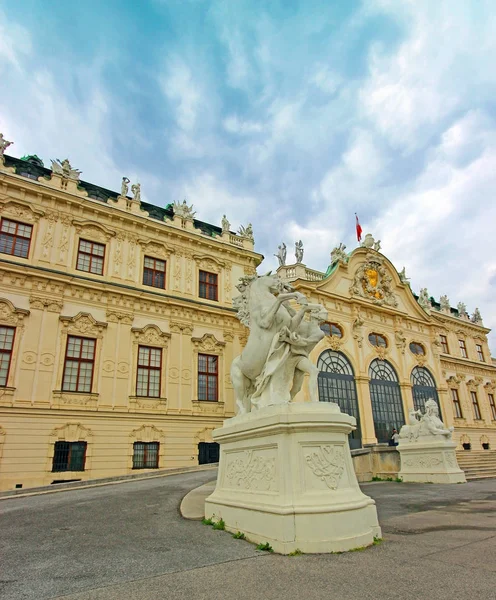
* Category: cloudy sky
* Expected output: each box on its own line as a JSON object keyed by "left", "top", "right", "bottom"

{"left": 1, "top": 0, "right": 495, "bottom": 350}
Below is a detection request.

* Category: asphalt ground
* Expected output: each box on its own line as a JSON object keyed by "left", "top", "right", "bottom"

{"left": 1, "top": 471, "right": 495, "bottom": 600}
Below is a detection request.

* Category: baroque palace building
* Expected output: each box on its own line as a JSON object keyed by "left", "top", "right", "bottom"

{"left": 0, "top": 145, "right": 260, "bottom": 491}
{"left": 0, "top": 137, "right": 495, "bottom": 491}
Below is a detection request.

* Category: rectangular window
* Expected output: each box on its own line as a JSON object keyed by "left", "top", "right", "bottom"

{"left": 488, "top": 394, "right": 496, "bottom": 421}
{"left": 62, "top": 336, "right": 96, "bottom": 392}
{"left": 459, "top": 339, "right": 468, "bottom": 358}
{"left": 471, "top": 391, "right": 482, "bottom": 420}
{"left": 476, "top": 344, "right": 484, "bottom": 362}
{"left": 52, "top": 441, "right": 87, "bottom": 472}
{"left": 76, "top": 239, "right": 105, "bottom": 275}
{"left": 133, "top": 442, "right": 159, "bottom": 469}
{"left": 0, "top": 218, "right": 33, "bottom": 258}
{"left": 451, "top": 388, "right": 463, "bottom": 419}
{"left": 198, "top": 353, "right": 218, "bottom": 401}
{"left": 143, "top": 256, "right": 166, "bottom": 289}
{"left": 136, "top": 346, "right": 162, "bottom": 397}
{"left": 440, "top": 335, "right": 449, "bottom": 354}
{"left": 0, "top": 326, "right": 15, "bottom": 387}
{"left": 199, "top": 270, "right": 218, "bottom": 301}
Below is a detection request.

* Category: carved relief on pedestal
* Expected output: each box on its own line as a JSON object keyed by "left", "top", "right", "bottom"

{"left": 304, "top": 445, "right": 345, "bottom": 490}
{"left": 224, "top": 449, "right": 277, "bottom": 492}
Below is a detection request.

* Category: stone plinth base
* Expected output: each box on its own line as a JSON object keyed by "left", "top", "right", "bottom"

{"left": 398, "top": 438, "right": 466, "bottom": 484}
{"left": 204, "top": 403, "right": 381, "bottom": 554}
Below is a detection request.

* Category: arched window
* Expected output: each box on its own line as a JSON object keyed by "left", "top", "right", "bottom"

{"left": 368, "top": 333, "right": 387, "bottom": 347}
{"left": 317, "top": 350, "right": 361, "bottom": 448}
{"left": 320, "top": 322, "right": 343, "bottom": 338}
{"left": 369, "top": 359, "right": 405, "bottom": 443}
{"left": 411, "top": 366, "right": 441, "bottom": 416}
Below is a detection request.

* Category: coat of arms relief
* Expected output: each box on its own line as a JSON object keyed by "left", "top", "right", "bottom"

{"left": 349, "top": 252, "right": 398, "bottom": 308}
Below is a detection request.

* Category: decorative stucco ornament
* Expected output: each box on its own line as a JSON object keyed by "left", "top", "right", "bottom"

{"left": 330, "top": 243, "right": 347, "bottom": 266}
{"left": 237, "top": 223, "right": 254, "bottom": 242}
{"left": 418, "top": 288, "right": 432, "bottom": 313}
{"left": 471, "top": 307, "right": 483, "bottom": 325}
{"left": 221, "top": 214, "right": 230, "bottom": 233}
{"left": 361, "top": 233, "right": 375, "bottom": 249}
{"left": 457, "top": 302, "right": 469, "bottom": 320}
{"left": 439, "top": 294, "right": 451, "bottom": 313}
{"left": 274, "top": 242, "right": 287, "bottom": 267}
{"left": 398, "top": 267, "right": 410, "bottom": 285}
{"left": 173, "top": 199, "right": 196, "bottom": 221}
{"left": 231, "top": 273, "right": 327, "bottom": 414}
{"left": 349, "top": 252, "right": 398, "bottom": 307}
{"left": 0, "top": 132, "right": 13, "bottom": 157}
{"left": 295, "top": 240, "right": 304, "bottom": 263}
{"left": 50, "top": 158, "right": 81, "bottom": 181}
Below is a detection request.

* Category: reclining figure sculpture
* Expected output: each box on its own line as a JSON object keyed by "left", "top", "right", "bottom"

{"left": 399, "top": 399, "right": 454, "bottom": 442}
{"left": 230, "top": 273, "right": 327, "bottom": 414}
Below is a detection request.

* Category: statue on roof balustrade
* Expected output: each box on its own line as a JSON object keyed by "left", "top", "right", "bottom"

{"left": 51, "top": 158, "right": 81, "bottom": 181}
{"left": 0, "top": 133, "right": 13, "bottom": 157}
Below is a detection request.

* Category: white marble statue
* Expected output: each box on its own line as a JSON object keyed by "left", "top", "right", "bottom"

{"left": 121, "top": 177, "right": 130, "bottom": 197}
{"left": 398, "top": 267, "right": 410, "bottom": 285}
{"left": 295, "top": 240, "right": 304, "bottom": 263}
{"left": 439, "top": 294, "right": 450, "bottom": 312}
{"left": 275, "top": 243, "right": 287, "bottom": 267}
{"left": 231, "top": 274, "right": 327, "bottom": 414}
{"left": 399, "top": 399, "right": 453, "bottom": 442}
{"left": 221, "top": 214, "right": 230, "bottom": 233}
{"left": 471, "top": 307, "right": 483, "bottom": 324}
{"left": 373, "top": 239, "right": 381, "bottom": 251}
{"left": 0, "top": 133, "right": 13, "bottom": 157}
{"left": 51, "top": 158, "right": 81, "bottom": 180}
{"left": 173, "top": 199, "right": 196, "bottom": 220}
{"left": 238, "top": 223, "right": 254, "bottom": 242}
{"left": 330, "top": 243, "right": 347, "bottom": 265}
{"left": 457, "top": 302, "right": 468, "bottom": 319}
{"left": 361, "top": 233, "right": 375, "bottom": 249}
{"left": 131, "top": 182, "right": 141, "bottom": 203}
{"left": 418, "top": 288, "right": 432, "bottom": 311}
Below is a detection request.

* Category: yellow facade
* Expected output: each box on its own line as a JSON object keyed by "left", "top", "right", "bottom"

{"left": 0, "top": 154, "right": 261, "bottom": 491}
{"left": 279, "top": 256, "right": 496, "bottom": 451}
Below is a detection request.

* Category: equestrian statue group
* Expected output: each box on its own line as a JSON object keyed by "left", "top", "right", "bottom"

{"left": 230, "top": 273, "right": 327, "bottom": 414}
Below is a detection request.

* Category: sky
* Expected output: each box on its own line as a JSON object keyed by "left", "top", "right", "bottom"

{"left": 1, "top": 0, "right": 496, "bottom": 351}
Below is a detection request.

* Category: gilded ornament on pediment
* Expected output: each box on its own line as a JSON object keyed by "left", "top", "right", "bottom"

{"left": 350, "top": 255, "right": 398, "bottom": 307}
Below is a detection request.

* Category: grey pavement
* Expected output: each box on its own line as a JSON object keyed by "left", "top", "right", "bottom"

{"left": 1, "top": 472, "right": 495, "bottom": 600}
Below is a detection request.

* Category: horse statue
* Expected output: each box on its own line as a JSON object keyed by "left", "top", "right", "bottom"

{"left": 231, "top": 273, "right": 327, "bottom": 414}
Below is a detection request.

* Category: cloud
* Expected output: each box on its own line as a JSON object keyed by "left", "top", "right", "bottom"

{"left": 161, "top": 58, "right": 200, "bottom": 132}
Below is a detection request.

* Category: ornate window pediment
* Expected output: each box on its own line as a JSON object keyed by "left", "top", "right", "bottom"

{"left": 193, "top": 254, "right": 225, "bottom": 273}
{"left": 72, "top": 219, "right": 116, "bottom": 243}
{"left": 130, "top": 424, "right": 165, "bottom": 442}
{"left": 50, "top": 422, "right": 93, "bottom": 441}
{"left": 131, "top": 324, "right": 170, "bottom": 347}
{"left": 349, "top": 253, "right": 398, "bottom": 307}
{"left": 137, "top": 239, "right": 175, "bottom": 259}
{"left": 0, "top": 298, "right": 29, "bottom": 325}
{"left": 191, "top": 333, "right": 226, "bottom": 354}
{"left": 0, "top": 199, "right": 45, "bottom": 223}
{"left": 60, "top": 312, "right": 108, "bottom": 337}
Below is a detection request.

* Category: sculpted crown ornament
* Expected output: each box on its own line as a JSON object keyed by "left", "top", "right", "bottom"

{"left": 172, "top": 199, "right": 196, "bottom": 221}
{"left": 51, "top": 158, "right": 81, "bottom": 181}
{"left": 349, "top": 252, "right": 398, "bottom": 307}
{"left": 237, "top": 223, "right": 254, "bottom": 242}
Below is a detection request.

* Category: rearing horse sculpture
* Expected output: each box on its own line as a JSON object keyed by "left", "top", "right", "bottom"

{"left": 231, "top": 273, "right": 324, "bottom": 414}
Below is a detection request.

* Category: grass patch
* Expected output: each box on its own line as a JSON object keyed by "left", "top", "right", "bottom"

{"left": 348, "top": 545, "right": 367, "bottom": 552}
{"left": 288, "top": 548, "right": 304, "bottom": 556}
{"left": 373, "top": 536, "right": 383, "bottom": 546}
{"left": 256, "top": 542, "right": 274, "bottom": 552}
{"left": 202, "top": 517, "right": 215, "bottom": 526}
{"left": 371, "top": 476, "right": 402, "bottom": 482}
{"left": 233, "top": 531, "right": 246, "bottom": 540}
{"left": 212, "top": 518, "right": 225, "bottom": 530}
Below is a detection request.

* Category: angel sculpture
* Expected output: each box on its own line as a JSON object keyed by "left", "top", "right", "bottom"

{"left": 51, "top": 158, "right": 81, "bottom": 180}
{"left": 173, "top": 199, "right": 196, "bottom": 220}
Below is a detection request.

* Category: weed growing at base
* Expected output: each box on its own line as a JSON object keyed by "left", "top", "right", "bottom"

{"left": 288, "top": 548, "right": 304, "bottom": 556}
{"left": 371, "top": 476, "right": 403, "bottom": 483}
{"left": 233, "top": 531, "right": 246, "bottom": 539}
{"left": 256, "top": 542, "right": 274, "bottom": 552}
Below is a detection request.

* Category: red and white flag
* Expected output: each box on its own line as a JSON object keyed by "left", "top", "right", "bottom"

{"left": 355, "top": 214, "right": 362, "bottom": 243}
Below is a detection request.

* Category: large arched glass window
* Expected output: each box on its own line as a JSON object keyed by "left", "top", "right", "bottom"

{"left": 411, "top": 366, "right": 441, "bottom": 416}
{"left": 317, "top": 350, "right": 361, "bottom": 448}
{"left": 369, "top": 359, "right": 405, "bottom": 443}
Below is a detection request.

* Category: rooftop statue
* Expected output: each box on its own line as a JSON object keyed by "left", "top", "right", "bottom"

{"left": 275, "top": 242, "right": 287, "bottom": 267}
{"left": 457, "top": 302, "right": 468, "bottom": 319}
{"left": 131, "top": 182, "right": 141, "bottom": 203}
{"left": 221, "top": 214, "right": 230, "bottom": 233}
{"left": 373, "top": 239, "right": 381, "bottom": 252}
{"left": 51, "top": 158, "right": 81, "bottom": 180}
{"left": 295, "top": 240, "right": 304, "bottom": 263}
{"left": 173, "top": 199, "right": 196, "bottom": 220}
{"left": 231, "top": 273, "right": 327, "bottom": 414}
{"left": 361, "top": 233, "right": 375, "bottom": 249}
{"left": 399, "top": 399, "right": 454, "bottom": 442}
{"left": 330, "top": 243, "right": 347, "bottom": 265}
{"left": 418, "top": 287, "right": 432, "bottom": 311}
{"left": 439, "top": 294, "right": 450, "bottom": 312}
{"left": 238, "top": 223, "right": 254, "bottom": 242}
{"left": 398, "top": 267, "right": 410, "bottom": 285}
{"left": 471, "top": 307, "right": 483, "bottom": 325}
{"left": 121, "top": 177, "right": 130, "bottom": 197}
{"left": 0, "top": 132, "right": 13, "bottom": 157}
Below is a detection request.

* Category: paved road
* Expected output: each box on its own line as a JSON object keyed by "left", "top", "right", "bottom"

{"left": 1, "top": 472, "right": 495, "bottom": 600}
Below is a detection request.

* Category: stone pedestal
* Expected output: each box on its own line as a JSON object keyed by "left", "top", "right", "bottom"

{"left": 205, "top": 403, "right": 381, "bottom": 554}
{"left": 398, "top": 438, "right": 466, "bottom": 483}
